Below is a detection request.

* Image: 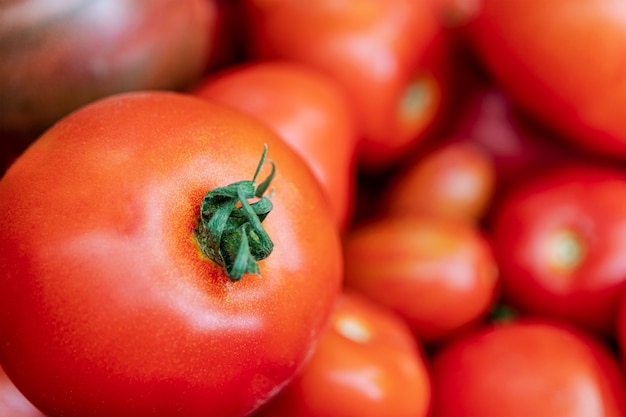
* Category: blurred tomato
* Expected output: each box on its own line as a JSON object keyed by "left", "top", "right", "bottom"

{"left": 383, "top": 141, "right": 496, "bottom": 223}
{"left": 254, "top": 290, "right": 431, "bottom": 417}
{"left": 0, "top": 366, "right": 46, "bottom": 417}
{"left": 447, "top": 87, "right": 578, "bottom": 187}
{"left": 431, "top": 319, "right": 626, "bottom": 417}
{"left": 344, "top": 214, "right": 499, "bottom": 344}
{"left": 192, "top": 60, "right": 359, "bottom": 231}
{"left": 492, "top": 162, "right": 626, "bottom": 335}
{"left": 241, "top": 0, "right": 449, "bottom": 171}
{"left": 0, "top": 0, "right": 215, "bottom": 142}
{"left": 203, "top": 0, "right": 247, "bottom": 71}
{"left": 466, "top": 0, "right": 626, "bottom": 158}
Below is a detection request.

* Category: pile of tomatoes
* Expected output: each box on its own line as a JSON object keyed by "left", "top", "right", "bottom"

{"left": 2, "top": 1, "right": 626, "bottom": 416}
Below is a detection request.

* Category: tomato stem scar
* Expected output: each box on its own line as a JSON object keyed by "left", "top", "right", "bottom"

{"left": 194, "top": 144, "right": 275, "bottom": 281}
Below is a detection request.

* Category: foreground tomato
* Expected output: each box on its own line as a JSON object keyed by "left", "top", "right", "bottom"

{"left": 0, "top": 91, "right": 343, "bottom": 417}
{"left": 343, "top": 214, "right": 499, "bottom": 344}
{"left": 491, "top": 162, "right": 626, "bottom": 335}
{"left": 241, "top": 0, "right": 448, "bottom": 171}
{"left": 431, "top": 319, "right": 626, "bottom": 416}
{"left": 192, "top": 60, "right": 359, "bottom": 231}
{"left": 0, "top": 0, "right": 214, "bottom": 143}
{"left": 254, "top": 290, "right": 431, "bottom": 417}
{"left": 465, "top": 0, "right": 626, "bottom": 158}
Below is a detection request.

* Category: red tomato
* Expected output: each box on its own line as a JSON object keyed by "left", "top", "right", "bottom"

{"left": 0, "top": 366, "right": 46, "bottom": 417}
{"left": 383, "top": 141, "right": 496, "bottom": 223}
{"left": 254, "top": 290, "right": 432, "bottom": 417}
{"left": 0, "top": 0, "right": 215, "bottom": 141}
{"left": 192, "top": 60, "right": 359, "bottom": 231}
{"left": 343, "top": 214, "right": 499, "bottom": 344}
{"left": 446, "top": 87, "right": 580, "bottom": 187}
{"left": 241, "top": 0, "right": 449, "bottom": 171}
{"left": 466, "top": 0, "right": 626, "bottom": 158}
{"left": 431, "top": 319, "right": 626, "bottom": 417}
{"left": 0, "top": 91, "right": 343, "bottom": 417}
{"left": 491, "top": 163, "right": 626, "bottom": 335}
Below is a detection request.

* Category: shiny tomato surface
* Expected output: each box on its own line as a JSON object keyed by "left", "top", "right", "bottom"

{"left": 466, "top": 0, "right": 626, "bottom": 157}
{"left": 242, "top": 0, "right": 448, "bottom": 171}
{"left": 431, "top": 319, "right": 626, "bottom": 417}
{"left": 492, "top": 163, "right": 626, "bottom": 335}
{"left": 254, "top": 290, "right": 431, "bottom": 417}
{"left": 344, "top": 214, "right": 499, "bottom": 343}
{"left": 384, "top": 141, "right": 496, "bottom": 223}
{"left": 0, "top": 91, "right": 343, "bottom": 417}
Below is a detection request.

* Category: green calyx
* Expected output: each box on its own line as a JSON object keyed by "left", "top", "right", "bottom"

{"left": 194, "top": 144, "right": 275, "bottom": 281}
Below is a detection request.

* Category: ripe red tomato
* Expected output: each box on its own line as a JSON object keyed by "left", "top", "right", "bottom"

{"left": 0, "top": 366, "right": 46, "bottom": 417}
{"left": 431, "top": 319, "right": 626, "bottom": 416}
{"left": 343, "top": 214, "right": 499, "bottom": 344}
{"left": 383, "top": 141, "right": 496, "bottom": 223}
{"left": 465, "top": 0, "right": 626, "bottom": 158}
{"left": 0, "top": 0, "right": 215, "bottom": 142}
{"left": 192, "top": 60, "right": 359, "bottom": 232}
{"left": 254, "top": 290, "right": 432, "bottom": 417}
{"left": 491, "top": 162, "right": 626, "bottom": 335}
{"left": 0, "top": 91, "right": 343, "bottom": 417}
{"left": 241, "top": 0, "right": 448, "bottom": 171}
{"left": 446, "top": 87, "right": 580, "bottom": 187}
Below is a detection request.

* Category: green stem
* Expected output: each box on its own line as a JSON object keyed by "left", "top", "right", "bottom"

{"left": 194, "top": 144, "right": 275, "bottom": 281}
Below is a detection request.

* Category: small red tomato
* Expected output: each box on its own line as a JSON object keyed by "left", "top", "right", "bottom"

{"left": 254, "top": 290, "right": 432, "bottom": 417}
{"left": 383, "top": 141, "right": 496, "bottom": 223}
{"left": 0, "top": 366, "right": 46, "bottom": 417}
{"left": 431, "top": 319, "right": 626, "bottom": 417}
{"left": 192, "top": 60, "right": 359, "bottom": 232}
{"left": 241, "top": 0, "right": 449, "bottom": 171}
{"left": 343, "top": 214, "right": 499, "bottom": 344}
{"left": 466, "top": 0, "right": 626, "bottom": 158}
{"left": 0, "top": 91, "right": 343, "bottom": 417}
{"left": 492, "top": 162, "right": 626, "bottom": 335}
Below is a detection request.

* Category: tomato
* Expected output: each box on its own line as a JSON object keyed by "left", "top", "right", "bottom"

{"left": 0, "top": 0, "right": 215, "bottom": 142}
{"left": 192, "top": 60, "right": 359, "bottom": 232}
{"left": 343, "top": 214, "right": 499, "bottom": 344}
{"left": 241, "top": 0, "right": 449, "bottom": 171}
{"left": 383, "top": 141, "right": 496, "bottom": 223}
{"left": 430, "top": 319, "right": 626, "bottom": 417}
{"left": 254, "top": 290, "right": 431, "bottom": 417}
{"left": 0, "top": 91, "right": 343, "bottom": 417}
{"left": 446, "top": 86, "right": 581, "bottom": 188}
{"left": 0, "top": 366, "right": 46, "bottom": 417}
{"left": 465, "top": 0, "right": 626, "bottom": 158}
{"left": 491, "top": 162, "right": 626, "bottom": 336}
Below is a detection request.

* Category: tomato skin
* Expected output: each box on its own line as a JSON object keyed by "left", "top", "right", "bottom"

{"left": 343, "top": 214, "right": 499, "bottom": 344}
{"left": 466, "top": 0, "right": 626, "bottom": 158}
{"left": 0, "top": 91, "right": 343, "bottom": 417}
{"left": 383, "top": 141, "right": 496, "bottom": 223}
{"left": 192, "top": 60, "right": 359, "bottom": 232}
{"left": 0, "top": 0, "right": 214, "bottom": 141}
{"left": 431, "top": 319, "right": 626, "bottom": 417}
{"left": 492, "top": 163, "right": 626, "bottom": 336}
{"left": 254, "top": 290, "right": 431, "bottom": 417}
{"left": 446, "top": 87, "right": 580, "bottom": 187}
{"left": 241, "top": 0, "right": 448, "bottom": 171}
